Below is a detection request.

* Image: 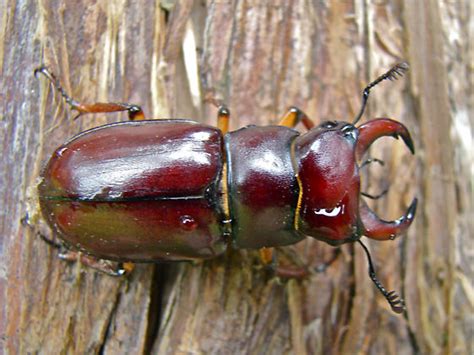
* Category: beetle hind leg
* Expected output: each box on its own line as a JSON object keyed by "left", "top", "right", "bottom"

{"left": 58, "top": 250, "right": 135, "bottom": 276}
{"left": 34, "top": 66, "right": 145, "bottom": 121}
{"left": 35, "top": 225, "right": 135, "bottom": 276}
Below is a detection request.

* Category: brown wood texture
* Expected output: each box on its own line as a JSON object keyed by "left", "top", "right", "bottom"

{"left": 0, "top": 1, "right": 471, "bottom": 354}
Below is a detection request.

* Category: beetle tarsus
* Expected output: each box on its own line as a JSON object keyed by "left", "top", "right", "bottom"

{"left": 358, "top": 240, "right": 406, "bottom": 313}
{"left": 34, "top": 66, "right": 80, "bottom": 109}
{"left": 58, "top": 250, "right": 134, "bottom": 276}
{"left": 38, "top": 232, "right": 64, "bottom": 250}
{"left": 353, "top": 62, "right": 409, "bottom": 125}
{"left": 35, "top": 66, "right": 145, "bottom": 120}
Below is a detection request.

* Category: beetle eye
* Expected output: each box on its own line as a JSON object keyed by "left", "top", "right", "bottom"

{"left": 341, "top": 124, "right": 358, "bottom": 140}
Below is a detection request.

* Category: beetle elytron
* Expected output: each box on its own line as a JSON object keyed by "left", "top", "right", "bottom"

{"left": 35, "top": 63, "right": 417, "bottom": 313}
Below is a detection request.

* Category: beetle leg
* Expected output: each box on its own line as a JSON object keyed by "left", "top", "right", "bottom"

{"left": 313, "top": 248, "right": 342, "bottom": 272}
{"left": 258, "top": 247, "right": 274, "bottom": 265}
{"left": 217, "top": 106, "right": 231, "bottom": 134}
{"left": 203, "top": 94, "right": 231, "bottom": 133}
{"left": 278, "top": 107, "right": 314, "bottom": 130}
{"left": 34, "top": 226, "right": 135, "bottom": 276}
{"left": 275, "top": 246, "right": 342, "bottom": 276}
{"left": 257, "top": 247, "right": 306, "bottom": 278}
{"left": 34, "top": 66, "right": 145, "bottom": 121}
{"left": 58, "top": 250, "right": 135, "bottom": 276}
{"left": 275, "top": 266, "right": 309, "bottom": 279}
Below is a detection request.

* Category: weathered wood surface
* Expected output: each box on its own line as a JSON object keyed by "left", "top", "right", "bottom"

{"left": 0, "top": 1, "right": 471, "bottom": 354}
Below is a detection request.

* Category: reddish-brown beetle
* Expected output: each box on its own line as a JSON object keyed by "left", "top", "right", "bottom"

{"left": 34, "top": 63, "right": 416, "bottom": 313}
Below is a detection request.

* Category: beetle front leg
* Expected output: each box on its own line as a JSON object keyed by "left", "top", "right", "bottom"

{"left": 203, "top": 94, "right": 231, "bottom": 134}
{"left": 278, "top": 107, "right": 314, "bottom": 130}
{"left": 260, "top": 246, "right": 342, "bottom": 278}
{"left": 258, "top": 247, "right": 309, "bottom": 279}
{"left": 259, "top": 246, "right": 339, "bottom": 279}
{"left": 34, "top": 66, "right": 145, "bottom": 121}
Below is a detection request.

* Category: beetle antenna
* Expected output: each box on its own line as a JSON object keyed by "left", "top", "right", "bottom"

{"left": 34, "top": 66, "right": 80, "bottom": 109}
{"left": 357, "top": 239, "right": 405, "bottom": 313}
{"left": 353, "top": 62, "right": 409, "bottom": 125}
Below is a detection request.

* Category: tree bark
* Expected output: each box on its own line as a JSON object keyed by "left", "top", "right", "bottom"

{"left": 0, "top": 1, "right": 471, "bottom": 354}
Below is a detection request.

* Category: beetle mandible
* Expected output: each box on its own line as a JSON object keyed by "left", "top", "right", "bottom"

{"left": 34, "top": 63, "right": 417, "bottom": 314}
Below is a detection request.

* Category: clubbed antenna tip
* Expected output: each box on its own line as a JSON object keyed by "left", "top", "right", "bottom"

{"left": 385, "top": 62, "right": 409, "bottom": 81}
{"left": 357, "top": 239, "right": 406, "bottom": 314}
{"left": 353, "top": 62, "right": 410, "bottom": 125}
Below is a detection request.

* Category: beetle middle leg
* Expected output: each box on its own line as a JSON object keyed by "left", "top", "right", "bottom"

{"left": 34, "top": 66, "right": 145, "bottom": 121}
{"left": 278, "top": 106, "right": 314, "bottom": 130}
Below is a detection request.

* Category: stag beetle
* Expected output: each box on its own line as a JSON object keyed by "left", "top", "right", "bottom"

{"left": 34, "top": 63, "right": 416, "bottom": 313}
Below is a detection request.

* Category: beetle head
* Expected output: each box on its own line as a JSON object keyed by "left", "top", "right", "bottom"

{"left": 294, "top": 118, "right": 417, "bottom": 246}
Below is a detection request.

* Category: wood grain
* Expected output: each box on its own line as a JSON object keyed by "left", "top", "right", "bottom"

{"left": 0, "top": 0, "right": 471, "bottom": 353}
